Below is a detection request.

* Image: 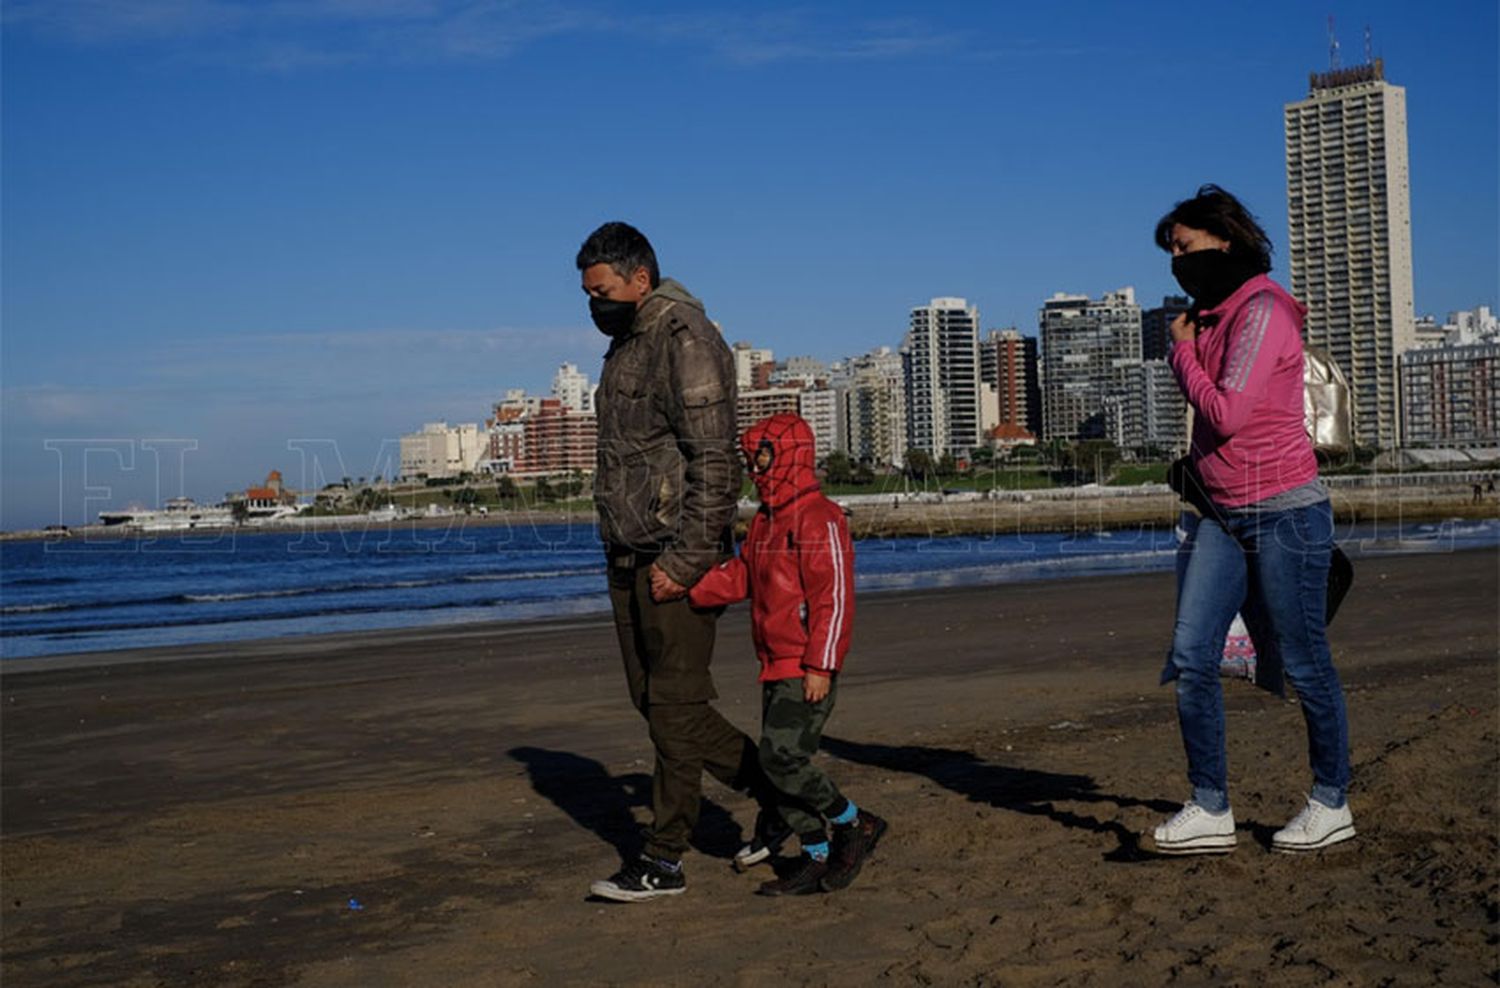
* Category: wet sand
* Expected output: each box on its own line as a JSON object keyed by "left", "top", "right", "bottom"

{"left": 2, "top": 547, "right": 1496, "bottom": 986}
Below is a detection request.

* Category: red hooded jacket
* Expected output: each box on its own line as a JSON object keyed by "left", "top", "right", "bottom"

{"left": 689, "top": 414, "right": 855, "bottom": 682}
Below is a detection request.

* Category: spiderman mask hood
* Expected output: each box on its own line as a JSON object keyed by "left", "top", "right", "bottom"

{"left": 742, "top": 413, "right": 820, "bottom": 508}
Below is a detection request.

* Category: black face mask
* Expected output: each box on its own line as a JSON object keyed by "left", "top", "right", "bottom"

{"left": 589, "top": 296, "right": 637, "bottom": 338}
{"left": 1171, "top": 249, "right": 1259, "bottom": 310}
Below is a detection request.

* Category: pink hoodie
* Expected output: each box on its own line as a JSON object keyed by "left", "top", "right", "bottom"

{"left": 1168, "top": 274, "right": 1318, "bottom": 508}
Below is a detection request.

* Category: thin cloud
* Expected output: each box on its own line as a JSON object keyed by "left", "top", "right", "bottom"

{"left": 5, "top": 325, "right": 600, "bottom": 431}
{"left": 3, "top": 0, "right": 247, "bottom": 43}
{"left": 5, "top": 0, "right": 970, "bottom": 69}
{"left": 121, "top": 326, "right": 599, "bottom": 411}
{"left": 3, "top": 385, "right": 117, "bottom": 427}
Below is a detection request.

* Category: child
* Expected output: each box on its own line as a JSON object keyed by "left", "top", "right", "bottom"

{"left": 689, "top": 413, "right": 887, "bottom": 896}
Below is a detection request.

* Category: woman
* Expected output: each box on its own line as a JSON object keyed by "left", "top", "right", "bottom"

{"left": 1151, "top": 185, "right": 1353, "bottom": 855}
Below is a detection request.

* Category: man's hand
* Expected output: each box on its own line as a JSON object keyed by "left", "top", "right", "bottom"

{"left": 1170, "top": 312, "right": 1198, "bottom": 345}
{"left": 802, "top": 671, "right": 831, "bottom": 703}
{"left": 648, "top": 563, "right": 688, "bottom": 602}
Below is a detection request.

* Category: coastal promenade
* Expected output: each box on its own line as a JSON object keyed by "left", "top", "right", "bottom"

{"left": 2, "top": 546, "right": 1495, "bottom": 986}
{"left": 2, "top": 480, "right": 1493, "bottom": 543}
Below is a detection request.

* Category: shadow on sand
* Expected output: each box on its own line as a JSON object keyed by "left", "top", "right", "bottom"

{"left": 508, "top": 746, "right": 745, "bottom": 861}
{"left": 821, "top": 736, "right": 1180, "bottom": 862}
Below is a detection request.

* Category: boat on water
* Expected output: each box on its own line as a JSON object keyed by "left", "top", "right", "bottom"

{"left": 98, "top": 496, "right": 235, "bottom": 531}
{"left": 97, "top": 496, "right": 304, "bottom": 531}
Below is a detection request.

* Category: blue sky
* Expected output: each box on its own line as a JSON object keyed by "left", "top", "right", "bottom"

{"left": 3, "top": 1, "right": 1497, "bottom": 528}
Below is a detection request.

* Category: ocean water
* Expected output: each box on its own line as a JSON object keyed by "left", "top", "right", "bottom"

{"left": 2, "top": 517, "right": 1496, "bottom": 662}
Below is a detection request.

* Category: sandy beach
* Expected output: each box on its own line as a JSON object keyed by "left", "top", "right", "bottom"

{"left": 2, "top": 546, "right": 1496, "bottom": 986}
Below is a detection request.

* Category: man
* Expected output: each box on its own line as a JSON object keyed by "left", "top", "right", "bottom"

{"left": 577, "top": 221, "right": 775, "bottom": 902}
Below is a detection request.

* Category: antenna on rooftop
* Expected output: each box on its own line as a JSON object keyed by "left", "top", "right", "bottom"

{"left": 1327, "top": 15, "right": 1341, "bottom": 70}
{"left": 1364, "top": 24, "right": 1373, "bottom": 65}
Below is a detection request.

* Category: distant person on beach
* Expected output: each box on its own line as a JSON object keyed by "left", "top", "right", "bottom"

{"left": 1151, "top": 186, "right": 1354, "bottom": 856}
{"left": 578, "top": 222, "right": 777, "bottom": 902}
{"left": 690, "top": 413, "right": 888, "bottom": 895}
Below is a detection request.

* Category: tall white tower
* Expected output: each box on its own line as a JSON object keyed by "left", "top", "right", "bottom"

{"left": 901, "top": 298, "right": 981, "bottom": 459}
{"left": 1285, "top": 58, "right": 1415, "bottom": 448}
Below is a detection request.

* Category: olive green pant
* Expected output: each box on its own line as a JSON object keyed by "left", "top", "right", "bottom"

{"left": 760, "top": 677, "right": 846, "bottom": 845}
{"left": 607, "top": 555, "right": 770, "bottom": 861}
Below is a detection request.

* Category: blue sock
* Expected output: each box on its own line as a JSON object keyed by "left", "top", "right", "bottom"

{"left": 830, "top": 800, "right": 859, "bottom": 826}
{"left": 803, "top": 841, "right": 829, "bottom": 862}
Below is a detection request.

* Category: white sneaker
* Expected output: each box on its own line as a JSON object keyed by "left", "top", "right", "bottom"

{"left": 1272, "top": 797, "right": 1355, "bottom": 853}
{"left": 1152, "top": 802, "right": 1237, "bottom": 855}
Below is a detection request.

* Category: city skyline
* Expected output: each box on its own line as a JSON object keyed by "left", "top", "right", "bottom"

{"left": 4, "top": 2, "right": 1497, "bottom": 529}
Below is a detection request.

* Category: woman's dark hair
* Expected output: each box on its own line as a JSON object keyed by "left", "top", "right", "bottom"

{"left": 576, "top": 221, "right": 660, "bottom": 288}
{"left": 1154, "top": 184, "right": 1273, "bottom": 273}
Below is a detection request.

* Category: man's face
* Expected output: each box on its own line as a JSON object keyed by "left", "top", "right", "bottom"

{"left": 581, "top": 263, "right": 652, "bottom": 307}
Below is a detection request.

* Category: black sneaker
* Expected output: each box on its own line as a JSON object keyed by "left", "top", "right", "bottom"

{"left": 821, "top": 810, "right": 887, "bottom": 891}
{"left": 755, "top": 855, "right": 828, "bottom": 896}
{"left": 733, "top": 809, "right": 795, "bottom": 872}
{"left": 589, "top": 854, "right": 687, "bottom": 902}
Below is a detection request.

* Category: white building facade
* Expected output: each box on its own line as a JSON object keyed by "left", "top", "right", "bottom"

{"left": 551, "top": 362, "right": 595, "bottom": 414}
{"left": 400, "top": 422, "right": 486, "bottom": 480}
{"left": 902, "top": 297, "right": 982, "bottom": 459}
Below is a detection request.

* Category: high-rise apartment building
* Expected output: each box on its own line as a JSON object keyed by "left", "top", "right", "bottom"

{"left": 1285, "top": 59, "right": 1415, "bottom": 448}
{"left": 519, "top": 399, "right": 597, "bottom": 476}
{"left": 1105, "top": 359, "right": 1188, "bottom": 454}
{"left": 797, "top": 387, "right": 842, "bottom": 460}
{"left": 770, "top": 356, "right": 829, "bottom": 389}
{"left": 1399, "top": 343, "right": 1499, "bottom": 446}
{"left": 1415, "top": 306, "right": 1500, "bottom": 350}
{"left": 484, "top": 392, "right": 597, "bottom": 477}
{"left": 1141, "top": 296, "right": 1191, "bottom": 362}
{"left": 902, "top": 297, "right": 981, "bottom": 458}
{"left": 732, "top": 342, "right": 775, "bottom": 392}
{"left": 980, "top": 329, "right": 1042, "bottom": 439}
{"left": 1444, "top": 305, "right": 1499, "bottom": 347}
{"left": 841, "top": 347, "right": 906, "bottom": 468}
{"left": 552, "top": 362, "right": 595, "bottom": 414}
{"left": 736, "top": 387, "right": 801, "bottom": 434}
{"left": 1038, "top": 288, "right": 1143, "bottom": 442}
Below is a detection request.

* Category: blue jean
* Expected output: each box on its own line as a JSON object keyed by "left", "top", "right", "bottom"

{"left": 1162, "top": 500, "right": 1350, "bottom": 810}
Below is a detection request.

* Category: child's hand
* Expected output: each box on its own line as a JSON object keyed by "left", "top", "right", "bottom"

{"left": 648, "top": 564, "right": 688, "bottom": 602}
{"left": 802, "top": 671, "right": 831, "bottom": 703}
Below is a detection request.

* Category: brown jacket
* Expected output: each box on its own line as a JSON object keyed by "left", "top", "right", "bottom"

{"left": 594, "top": 279, "right": 740, "bottom": 587}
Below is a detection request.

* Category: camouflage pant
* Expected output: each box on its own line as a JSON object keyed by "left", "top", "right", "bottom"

{"left": 607, "top": 552, "right": 772, "bottom": 861}
{"left": 760, "top": 677, "right": 847, "bottom": 845}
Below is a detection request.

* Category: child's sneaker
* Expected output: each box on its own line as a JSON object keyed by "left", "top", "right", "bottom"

{"left": 589, "top": 854, "right": 687, "bottom": 902}
{"left": 734, "top": 809, "right": 794, "bottom": 872}
{"left": 1272, "top": 797, "right": 1355, "bottom": 853}
{"left": 821, "top": 810, "right": 887, "bottom": 891}
{"left": 1151, "top": 802, "right": 1237, "bottom": 855}
{"left": 756, "top": 855, "right": 828, "bottom": 896}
